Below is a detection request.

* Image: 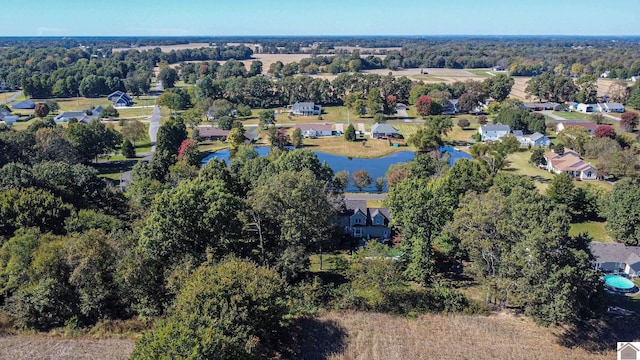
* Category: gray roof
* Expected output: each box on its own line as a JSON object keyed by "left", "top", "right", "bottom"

{"left": 11, "top": 100, "right": 35, "bottom": 109}
{"left": 590, "top": 242, "right": 640, "bottom": 263}
{"left": 529, "top": 132, "right": 545, "bottom": 141}
{"left": 512, "top": 130, "right": 524, "bottom": 137}
{"left": 603, "top": 102, "right": 625, "bottom": 110}
{"left": 371, "top": 123, "right": 398, "bottom": 134}
{"left": 480, "top": 124, "right": 510, "bottom": 132}
{"left": 291, "top": 102, "right": 317, "bottom": 111}
{"left": 344, "top": 200, "right": 391, "bottom": 224}
{"left": 627, "top": 253, "right": 640, "bottom": 272}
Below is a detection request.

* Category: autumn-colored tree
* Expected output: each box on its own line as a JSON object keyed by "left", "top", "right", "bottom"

{"left": 594, "top": 125, "right": 616, "bottom": 139}
{"left": 177, "top": 139, "right": 200, "bottom": 166}
{"left": 34, "top": 103, "right": 50, "bottom": 118}
{"left": 415, "top": 95, "right": 433, "bottom": 118}
{"left": 620, "top": 112, "right": 638, "bottom": 132}
{"left": 385, "top": 95, "right": 397, "bottom": 115}
{"left": 352, "top": 169, "right": 372, "bottom": 192}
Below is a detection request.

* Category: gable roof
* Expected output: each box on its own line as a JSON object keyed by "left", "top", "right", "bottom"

{"left": 600, "top": 102, "right": 625, "bottom": 111}
{"left": 480, "top": 124, "right": 510, "bottom": 133}
{"left": 199, "top": 127, "right": 230, "bottom": 138}
{"left": 291, "top": 102, "right": 317, "bottom": 111}
{"left": 590, "top": 242, "right": 640, "bottom": 264}
{"left": 344, "top": 200, "right": 391, "bottom": 225}
{"left": 295, "top": 123, "right": 333, "bottom": 132}
{"left": 545, "top": 150, "right": 595, "bottom": 172}
{"left": 371, "top": 123, "right": 398, "bottom": 134}
{"left": 512, "top": 130, "right": 524, "bottom": 137}
{"left": 11, "top": 100, "right": 35, "bottom": 109}
{"left": 107, "top": 91, "right": 133, "bottom": 105}
{"left": 529, "top": 132, "right": 545, "bottom": 141}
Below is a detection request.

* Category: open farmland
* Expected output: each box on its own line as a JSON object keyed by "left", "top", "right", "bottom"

{"left": 0, "top": 335, "right": 134, "bottom": 360}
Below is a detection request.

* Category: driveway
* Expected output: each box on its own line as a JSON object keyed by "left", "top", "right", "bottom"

{"left": 0, "top": 91, "right": 22, "bottom": 105}
{"left": 396, "top": 103, "right": 411, "bottom": 122}
{"left": 539, "top": 110, "right": 566, "bottom": 120}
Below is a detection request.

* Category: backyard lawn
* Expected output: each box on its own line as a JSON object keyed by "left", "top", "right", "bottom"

{"left": 552, "top": 111, "right": 592, "bottom": 121}
{"left": 569, "top": 220, "right": 612, "bottom": 242}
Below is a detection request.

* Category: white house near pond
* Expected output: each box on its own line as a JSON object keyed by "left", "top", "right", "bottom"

{"left": 478, "top": 124, "right": 510, "bottom": 141}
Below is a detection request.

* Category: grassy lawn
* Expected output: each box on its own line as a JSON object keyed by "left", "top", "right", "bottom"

{"left": 309, "top": 252, "right": 350, "bottom": 273}
{"left": 366, "top": 199, "right": 386, "bottom": 208}
{"left": 117, "top": 107, "right": 154, "bottom": 118}
{"left": 466, "top": 69, "right": 494, "bottom": 77}
{"left": 92, "top": 160, "right": 139, "bottom": 181}
{"left": 569, "top": 220, "right": 612, "bottom": 242}
{"left": 552, "top": 111, "right": 591, "bottom": 121}
{"left": 302, "top": 136, "right": 413, "bottom": 158}
{"left": 198, "top": 141, "right": 229, "bottom": 153}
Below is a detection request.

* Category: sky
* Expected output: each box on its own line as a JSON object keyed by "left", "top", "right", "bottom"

{"left": 1, "top": 0, "right": 639, "bottom": 37}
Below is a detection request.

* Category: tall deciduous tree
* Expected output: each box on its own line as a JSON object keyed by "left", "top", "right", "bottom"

{"left": 352, "top": 169, "right": 372, "bottom": 192}
{"left": 157, "top": 67, "right": 178, "bottom": 89}
{"left": 605, "top": 178, "right": 640, "bottom": 245}
{"left": 415, "top": 95, "right": 433, "bottom": 118}
{"left": 34, "top": 103, "right": 49, "bottom": 118}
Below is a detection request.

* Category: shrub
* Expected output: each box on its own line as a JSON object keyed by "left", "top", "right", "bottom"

{"left": 457, "top": 118, "right": 471, "bottom": 128}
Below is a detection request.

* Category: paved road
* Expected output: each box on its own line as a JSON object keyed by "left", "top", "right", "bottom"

{"left": 0, "top": 91, "right": 22, "bottom": 105}
{"left": 344, "top": 193, "right": 387, "bottom": 201}
{"left": 396, "top": 103, "right": 411, "bottom": 122}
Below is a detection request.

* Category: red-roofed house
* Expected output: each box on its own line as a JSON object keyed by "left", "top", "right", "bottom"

{"left": 544, "top": 150, "right": 597, "bottom": 180}
{"left": 555, "top": 121, "right": 599, "bottom": 135}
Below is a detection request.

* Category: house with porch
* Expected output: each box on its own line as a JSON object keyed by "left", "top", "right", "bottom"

{"left": 107, "top": 91, "right": 134, "bottom": 107}
{"left": 289, "top": 102, "right": 322, "bottom": 116}
{"left": 370, "top": 123, "right": 399, "bottom": 139}
{"left": 590, "top": 242, "right": 640, "bottom": 277}
{"left": 295, "top": 123, "right": 334, "bottom": 138}
{"left": 54, "top": 106, "right": 103, "bottom": 123}
{"left": 339, "top": 200, "right": 391, "bottom": 240}
{"left": 544, "top": 149, "right": 597, "bottom": 180}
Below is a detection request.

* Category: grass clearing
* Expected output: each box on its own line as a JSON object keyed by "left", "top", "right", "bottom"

{"left": 553, "top": 111, "right": 592, "bottom": 121}
{"left": 302, "top": 136, "right": 412, "bottom": 158}
{"left": 466, "top": 69, "right": 495, "bottom": 77}
{"left": 92, "top": 160, "right": 139, "bottom": 181}
{"left": 569, "top": 220, "right": 612, "bottom": 242}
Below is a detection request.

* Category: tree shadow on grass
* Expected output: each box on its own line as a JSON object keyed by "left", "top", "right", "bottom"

{"left": 282, "top": 317, "right": 348, "bottom": 360}
{"left": 558, "top": 315, "right": 640, "bottom": 353}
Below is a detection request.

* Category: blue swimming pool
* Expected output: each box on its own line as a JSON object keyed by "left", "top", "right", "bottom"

{"left": 603, "top": 275, "right": 637, "bottom": 293}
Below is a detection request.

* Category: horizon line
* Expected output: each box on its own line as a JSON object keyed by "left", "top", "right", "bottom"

{"left": 1, "top": 34, "right": 639, "bottom": 38}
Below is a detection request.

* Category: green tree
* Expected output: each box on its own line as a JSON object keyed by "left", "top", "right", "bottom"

{"left": 228, "top": 127, "right": 246, "bottom": 149}
{"left": 99, "top": 105, "right": 119, "bottom": 119}
{"left": 557, "top": 126, "right": 591, "bottom": 155}
{"left": 291, "top": 127, "right": 303, "bottom": 148}
{"left": 157, "top": 67, "right": 178, "bottom": 89}
{"left": 258, "top": 110, "right": 275, "bottom": 129}
{"left": 375, "top": 177, "right": 385, "bottom": 193}
{"left": 332, "top": 170, "right": 350, "bottom": 193}
{"left": 130, "top": 258, "right": 289, "bottom": 360}
{"left": 66, "top": 120, "right": 122, "bottom": 163}
{"left": 530, "top": 147, "right": 546, "bottom": 166}
{"left": 367, "top": 87, "right": 383, "bottom": 115}
{"left": 345, "top": 124, "right": 356, "bottom": 141}
{"left": 0, "top": 188, "right": 70, "bottom": 237}
{"left": 249, "top": 170, "right": 335, "bottom": 280}
{"left": 388, "top": 178, "right": 445, "bottom": 285}
{"left": 121, "top": 138, "right": 136, "bottom": 158}
{"left": 121, "top": 119, "right": 147, "bottom": 146}
{"left": 483, "top": 73, "right": 515, "bottom": 101}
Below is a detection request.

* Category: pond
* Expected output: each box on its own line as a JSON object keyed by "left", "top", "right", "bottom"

{"left": 201, "top": 146, "right": 472, "bottom": 192}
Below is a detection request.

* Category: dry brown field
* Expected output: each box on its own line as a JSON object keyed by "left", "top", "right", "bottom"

{"left": 0, "top": 335, "right": 134, "bottom": 360}
{"left": 289, "top": 311, "right": 614, "bottom": 360}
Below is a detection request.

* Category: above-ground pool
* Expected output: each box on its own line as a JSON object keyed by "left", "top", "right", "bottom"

{"left": 603, "top": 275, "right": 638, "bottom": 293}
